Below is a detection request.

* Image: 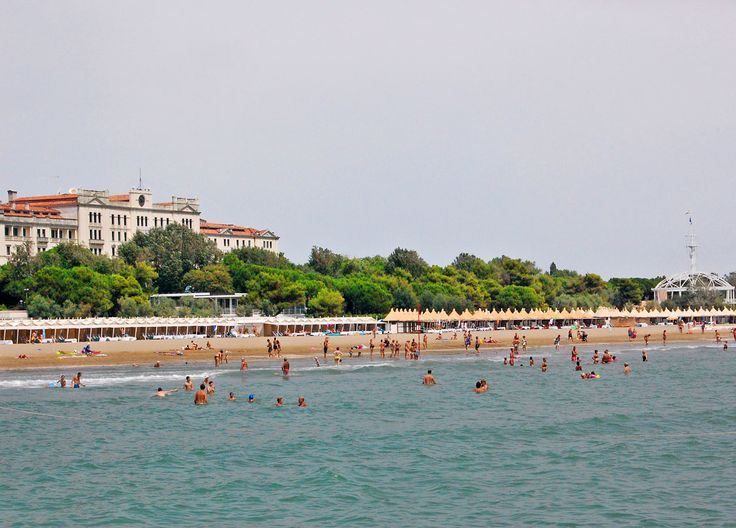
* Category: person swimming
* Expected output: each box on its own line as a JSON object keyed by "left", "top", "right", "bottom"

{"left": 228, "top": 392, "right": 236, "bottom": 401}
{"left": 248, "top": 394, "right": 256, "bottom": 403}
{"left": 623, "top": 363, "right": 632, "bottom": 374}
{"left": 156, "top": 387, "right": 178, "bottom": 397}
{"left": 275, "top": 397, "right": 284, "bottom": 407}
{"left": 297, "top": 396, "right": 307, "bottom": 407}
{"left": 473, "top": 380, "right": 488, "bottom": 393}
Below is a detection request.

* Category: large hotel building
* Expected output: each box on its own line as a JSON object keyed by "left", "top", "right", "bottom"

{"left": 0, "top": 188, "right": 279, "bottom": 264}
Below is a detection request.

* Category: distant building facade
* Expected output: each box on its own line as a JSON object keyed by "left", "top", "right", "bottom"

{"left": 0, "top": 188, "right": 279, "bottom": 264}
{"left": 200, "top": 221, "right": 279, "bottom": 254}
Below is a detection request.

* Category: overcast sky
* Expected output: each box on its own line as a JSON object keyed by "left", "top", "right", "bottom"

{"left": 2, "top": 1, "right": 734, "bottom": 278}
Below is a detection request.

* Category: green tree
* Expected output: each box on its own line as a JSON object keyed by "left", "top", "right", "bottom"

{"left": 494, "top": 285, "right": 543, "bottom": 310}
{"left": 609, "top": 278, "right": 644, "bottom": 308}
{"left": 26, "top": 293, "right": 61, "bottom": 318}
{"left": 386, "top": 248, "right": 428, "bottom": 278}
{"left": 308, "top": 289, "right": 344, "bottom": 316}
{"left": 337, "top": 277, "right": 393, "bottom": 315}
{"left": 182, "top": 264, "right": 234, "bottom": 294}
{"left": 118, "top": 224, "right": 221, "bottom": 293}
{"left": 307, "top": 247, "right": 346, "bottom": 276}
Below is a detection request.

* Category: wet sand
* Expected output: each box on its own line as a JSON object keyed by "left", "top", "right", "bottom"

{"left": 1, "top": 326, "right": 730, "bottom": 370}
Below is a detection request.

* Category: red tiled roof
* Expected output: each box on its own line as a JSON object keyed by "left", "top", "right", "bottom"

{"left": 109, "top": 194, "right": 129, "bottom": 202}
{"left": 0, "top": 202, "right": 67, "bottom": 219}
{"left": 200, "top": 221, "right": 277, "bottom": 238}
{"left": 12, "top": 194, "right": 79, "bottom": 207}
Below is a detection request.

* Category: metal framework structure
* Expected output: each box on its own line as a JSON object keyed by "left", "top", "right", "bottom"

{"left": 653, "top": 214, "right": 735, "bottom": 304}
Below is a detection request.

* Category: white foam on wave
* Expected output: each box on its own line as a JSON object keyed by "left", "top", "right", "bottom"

{"left": 0, "top": 371, "right": 213, "bottom": 389}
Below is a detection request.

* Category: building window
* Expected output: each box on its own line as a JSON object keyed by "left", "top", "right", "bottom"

{"left": 145, "top": 217, "right": 148, "bottom": 227}
{"left": 3, "top": 226, "right": 8, "bottom": 236}
{"left": 124, "top": 216, "right": 127, "bottom": 226}
{"left": 112, "top": 246, "right": 116, "bottom": 256}
{"left": 124, "top": 232, "right": 127, "bottom": 241}
{"left": 6, "top": 245, "right": 10, "bottom": 255}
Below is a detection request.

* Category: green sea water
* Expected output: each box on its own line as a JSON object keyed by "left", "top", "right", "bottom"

{"left": 0, "top": 343, "right": 734, "bottom": 527}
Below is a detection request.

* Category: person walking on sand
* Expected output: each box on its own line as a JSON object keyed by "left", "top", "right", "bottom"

{"left": 662, "top": 330, "right": 667, "bottom": 346}
{"left": 369, "top": 338, "right": 375, "bottom": 358}
{"left": 194, "top": 384, "right": 208, "bottom": 405}
{"left": 423, "top": 334, "right": 428, "bottom": 351}
{"left": 423, "top": 369, "right": 436, "bottom": 385}
{"left": 267, "top": 339, "right": 273, "bottom": 358}
{"left": 323, "top": 337, "right": 329, "bottom": 359}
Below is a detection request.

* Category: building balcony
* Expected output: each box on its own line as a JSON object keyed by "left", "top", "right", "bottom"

{"left": 37, "top": 237, "right": 49, "bottom": 243}
{"left": 89, "top": 239, "right": 104, "bottom": 245}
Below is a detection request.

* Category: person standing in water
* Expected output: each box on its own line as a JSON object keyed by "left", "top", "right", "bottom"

{"left": 56, "top": 374, "right": 67, "bottom": 388}
{"left": 282, "top": 358, "right": 290, "bottom": 376}
{"left": 624, "top": 363, "right": 632, "bottom": 374}
{"left": 241, "top": 358, "right": 248, "bottom": 371}
{"left": 423, "top": 369, "right": 436, "bottom": 385}
{"left": 194, "top": 384, "right": 208, "bottom": 405}
{"left": 662, "top": 330, "right": 667, "bottom": 346}
{"left": 541, "top": 358, "right": 548, "bottom": 372}
{"left": 72, "top": 372, "right": 84, "bottom": 388}
{"left": 474, "top": 336, "right": 480, "bottom": 355}
{"left": 642, "top": 350, "right": 648, "bottom": 362}
{"left": 183, "top": 376, "right": 193, "bottom": 391}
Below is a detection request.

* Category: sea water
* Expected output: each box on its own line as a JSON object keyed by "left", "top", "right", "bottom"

{"left": 0, "top": 344, "right": 734, "bottom": 527}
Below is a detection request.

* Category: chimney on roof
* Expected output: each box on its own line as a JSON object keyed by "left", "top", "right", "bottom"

{"left": 7, "top": 190, "right": 17, "bottom": 202}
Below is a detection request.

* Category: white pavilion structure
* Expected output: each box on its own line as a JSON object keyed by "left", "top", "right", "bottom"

{"left": 653, "top": 215, "right": 735, "bottom": 304}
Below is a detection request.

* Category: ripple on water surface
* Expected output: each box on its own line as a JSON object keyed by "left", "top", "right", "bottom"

{"left": 0, "top": 344, "right": 735, "bottom": 526}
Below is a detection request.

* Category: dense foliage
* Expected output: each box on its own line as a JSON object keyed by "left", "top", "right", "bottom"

{"left": 1, "top": 228, "right": 729, "bottom": 318}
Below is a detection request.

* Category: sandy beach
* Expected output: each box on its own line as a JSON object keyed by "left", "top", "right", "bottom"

{"left": 1, "top": 325, "right": 730, "bottom": 370}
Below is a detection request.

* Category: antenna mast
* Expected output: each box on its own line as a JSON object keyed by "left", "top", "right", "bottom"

{"left": 138, "top": 168, "right": 143, "bottom": 190}
{"left": 685, "top": 212, "right": 697, "bottom": 273}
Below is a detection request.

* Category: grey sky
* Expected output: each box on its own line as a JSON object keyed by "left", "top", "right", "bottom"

{"left": 2, "top": 1, "right": 735, "bottom": 278}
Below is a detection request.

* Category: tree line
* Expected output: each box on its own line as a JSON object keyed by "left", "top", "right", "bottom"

{"left": 0, "top": 223, "right": 731, "bottom": 318}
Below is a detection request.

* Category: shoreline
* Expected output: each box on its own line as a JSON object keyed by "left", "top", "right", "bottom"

{"left": 0, "top": 326, "right": 730, "bottom": 371}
